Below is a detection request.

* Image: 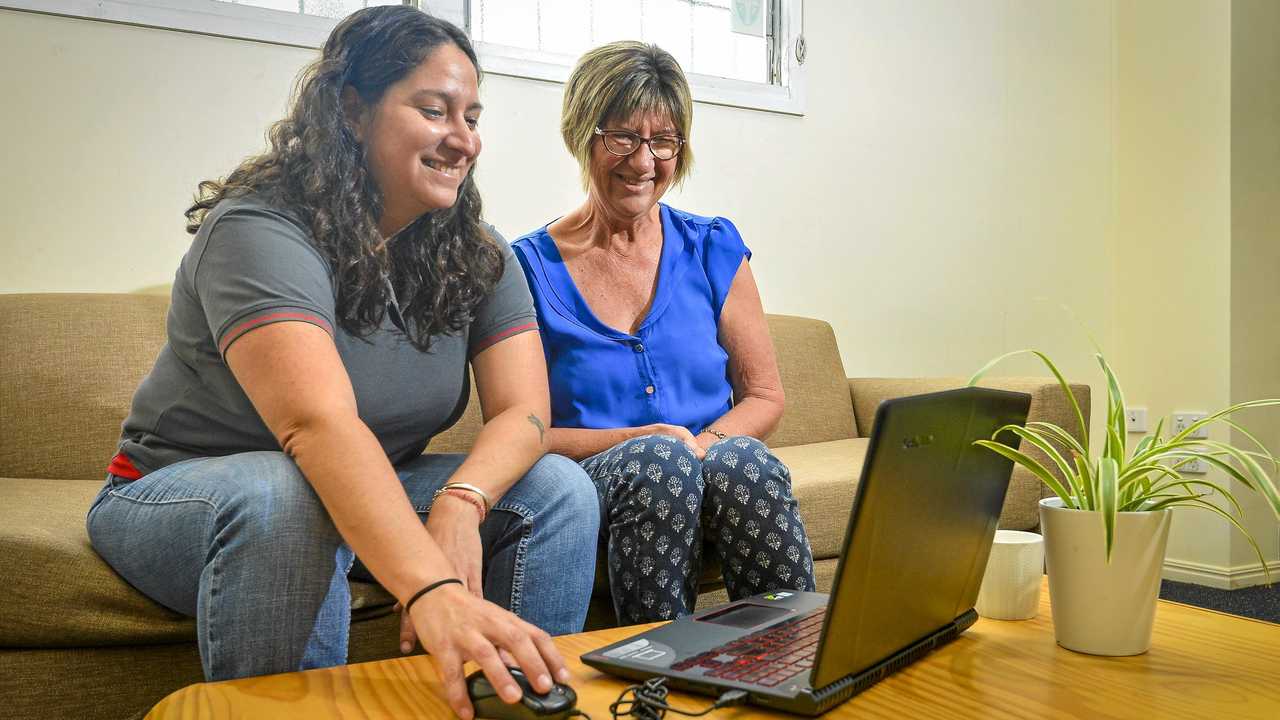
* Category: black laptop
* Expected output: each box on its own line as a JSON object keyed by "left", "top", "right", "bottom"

{"left": 581, "top": 387, "right": 1032, "bottom": 715}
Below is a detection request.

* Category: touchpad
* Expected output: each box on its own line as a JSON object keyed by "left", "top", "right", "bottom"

{"left": 696, "top": 603, "right": 791, "bottom": 629}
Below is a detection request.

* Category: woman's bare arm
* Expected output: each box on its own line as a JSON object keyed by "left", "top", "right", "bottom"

{"left": 697, "top": 258, "right": 786, "bottom": 448}
{"left": 224, "top": 320, "right": 452, "bottom": 601}
{"left": 225, "top": 320, "right": 568, "bottom": 716}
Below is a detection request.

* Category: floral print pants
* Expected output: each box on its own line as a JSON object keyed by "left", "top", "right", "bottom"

{"left": 581, "top": 434, "right": 817, "bottom": 624}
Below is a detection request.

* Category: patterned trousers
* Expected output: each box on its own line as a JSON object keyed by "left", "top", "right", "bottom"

{"left": 581, "top": 434, "right": 816, "bottom": 624}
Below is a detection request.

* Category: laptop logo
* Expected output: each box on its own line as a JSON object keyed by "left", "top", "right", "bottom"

{"left": 762, "top": 591, "right": 793, "bottom": 600}
{"left": 602, "top": 638, "right": 672, "bottom": 664}
{"left": 902, "top": 433, "right": 935, "bottom": 449}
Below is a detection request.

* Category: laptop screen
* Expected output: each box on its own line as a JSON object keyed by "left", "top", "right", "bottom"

{"left": 809, "top": 388, "right": 1029, "bottom": 689}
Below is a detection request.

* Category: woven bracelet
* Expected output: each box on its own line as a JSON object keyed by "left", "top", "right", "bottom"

{"left": 404, "top": 578, "right": 463, "bottom": 614}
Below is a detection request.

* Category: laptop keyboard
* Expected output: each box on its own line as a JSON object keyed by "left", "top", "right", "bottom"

{"left": 668, "top": 607, "right": 827, "bottom": 687}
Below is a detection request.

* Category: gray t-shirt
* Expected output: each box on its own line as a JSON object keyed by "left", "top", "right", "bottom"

{"left": 116, "top": 197, "right": 537, "bottom": 475}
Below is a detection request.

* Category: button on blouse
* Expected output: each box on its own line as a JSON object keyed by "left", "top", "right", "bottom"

{"left": 512, "top": 204, "right": 751, "bottom": 435}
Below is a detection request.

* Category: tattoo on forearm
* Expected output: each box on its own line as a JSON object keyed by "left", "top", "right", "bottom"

{"left": 527, "top": 414, "right": 546, "bottom": 442}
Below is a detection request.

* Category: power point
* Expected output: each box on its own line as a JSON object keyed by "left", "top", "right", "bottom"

{"left": 1125, "top": 407, "right": 1148, "bottom": 433}
{"left": 1173, "top": 412, "right": 1209, "bottom": 439}
{"left": 1179, "top": 457, "right": 1209, "bottom": 474}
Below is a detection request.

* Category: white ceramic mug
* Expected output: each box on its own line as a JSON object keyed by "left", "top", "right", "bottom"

{"left": 975, "top": 530, "right": 1044, "bottom": 620}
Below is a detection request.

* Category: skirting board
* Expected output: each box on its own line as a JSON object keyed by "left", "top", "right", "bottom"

{"left": 1162, "top": 558, "right": 1273, "bottom": 589}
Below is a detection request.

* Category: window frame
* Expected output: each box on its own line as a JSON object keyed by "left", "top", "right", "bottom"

{"left": 2, "top": 0, "right": 804, "bottom": 114}
{"left": 0, "top": 0, "right": 449, "bottom": 48}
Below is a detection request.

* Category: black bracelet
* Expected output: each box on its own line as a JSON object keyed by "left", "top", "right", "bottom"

{"left": 404, "top": 578, "right": 463, "bottom": 614}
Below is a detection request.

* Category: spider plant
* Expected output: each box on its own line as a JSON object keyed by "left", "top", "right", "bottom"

{"left": 967, "top": 349, "right": 1280, "bottom": 575}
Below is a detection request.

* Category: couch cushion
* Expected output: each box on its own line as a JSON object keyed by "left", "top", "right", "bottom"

{"left": 0, "top": 477, "right": 395, "bottom": 647}
{"left": 773, "top": 438, "right": 868, "bottom": 560}
{"left": 764, "top": 315, "right": 858, "bottom": 446}
{"left": 0, "top": 294, "right": 170, "bottom": 481}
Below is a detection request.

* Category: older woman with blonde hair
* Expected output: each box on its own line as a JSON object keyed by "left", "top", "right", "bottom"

{"left": 512, "top": 42, "right": 816, "bottom": 625}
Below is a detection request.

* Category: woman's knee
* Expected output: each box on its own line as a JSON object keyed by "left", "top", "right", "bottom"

{"left": 703, "top": 436, "right": 797, "bottom": 515}
{"left": 609, "top": 435, "right": 702, "bottom": 495}
{"left": 705, "top": 435, "right": 772, "bottom": 467}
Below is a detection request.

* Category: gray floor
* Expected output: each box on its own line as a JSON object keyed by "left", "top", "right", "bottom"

{"left": 1159, "top": 579, "right": 1280, "bottom": 623}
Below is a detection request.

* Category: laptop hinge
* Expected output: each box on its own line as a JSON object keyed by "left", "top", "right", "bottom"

{"left": 807, "top": 615, "right": 970, "bottom": 713}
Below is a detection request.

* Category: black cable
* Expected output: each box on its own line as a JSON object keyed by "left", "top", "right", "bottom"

{"left": 608, "top": 677, "right": 749, "bottom": 720}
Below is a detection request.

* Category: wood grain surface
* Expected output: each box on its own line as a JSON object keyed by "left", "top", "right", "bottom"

{"left": 148, "top": 578, "right": 1280, "bottom": 719}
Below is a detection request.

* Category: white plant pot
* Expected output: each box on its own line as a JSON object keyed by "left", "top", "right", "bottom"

{"left": 1038, "top": 497, "right": 1172, "bottom": 656}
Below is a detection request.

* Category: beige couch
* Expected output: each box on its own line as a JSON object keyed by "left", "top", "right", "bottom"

{"left": 0, "top": 293, "right": 1088, "bottom": 719}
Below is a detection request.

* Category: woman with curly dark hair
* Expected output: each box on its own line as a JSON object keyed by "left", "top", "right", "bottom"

{"left": 85, "top": 7, "right": 596, "bottom": 717}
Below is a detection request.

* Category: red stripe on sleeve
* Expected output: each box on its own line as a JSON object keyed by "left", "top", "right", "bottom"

{"left": 218, "top": 311, "right": 334, "bottom": 355}
{"left": 471, "top": 322, "right": 538, "bottom": 357}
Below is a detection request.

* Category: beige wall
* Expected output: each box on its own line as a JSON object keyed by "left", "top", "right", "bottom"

{"left": 1115, "top": 0, "right": 1280, "bottom": 584}
{"left": 0, "top": 1, "right": 1118, "bottom": 397}
{"left": 1113, "top": 0, "right": 1236, "bottom": 578}
{"left": 1230, "top": 0, "right": 1280, "bottom": 571}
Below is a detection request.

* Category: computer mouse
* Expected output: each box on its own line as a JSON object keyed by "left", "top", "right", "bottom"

{"left": 466, "top": 666, "right": 578, "bottom": 720}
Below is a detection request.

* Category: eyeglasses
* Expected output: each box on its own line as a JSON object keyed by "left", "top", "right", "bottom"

{"left": 594, "top": 127, "right": 685, "bottom": 161}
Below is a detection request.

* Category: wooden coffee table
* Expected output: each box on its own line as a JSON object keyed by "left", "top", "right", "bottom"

{"left": 148, "top": 578, "right": 1280, "bottom": 718}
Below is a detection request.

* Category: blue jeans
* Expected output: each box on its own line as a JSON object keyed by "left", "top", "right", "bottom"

{"left": 86, "top": 451, "right": 598, "bottom": 681}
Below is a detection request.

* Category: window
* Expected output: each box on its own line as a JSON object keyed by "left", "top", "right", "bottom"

{"left": 3, "top": 0, "right": 803, "bottom": 113}
{"left": 471, "top": 0, "right": 769, "bottom": 84}
{"left": 458, "top": 0, "right": 806, "bottom": 114}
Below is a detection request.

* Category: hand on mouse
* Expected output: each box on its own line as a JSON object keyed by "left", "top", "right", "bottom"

{"left": 408, "top": 582, "right": 571, "bottom": 720}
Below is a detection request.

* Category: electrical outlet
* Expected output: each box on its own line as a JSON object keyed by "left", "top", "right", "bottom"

{"left": 1125, "top": 406, "right": 1148, "bottom": 433}
{"left": 1173, "top": 412, "right": 1209, "bottom": 439}
{"left": 1179, "top": 457, "right": 1209, "bottom": 474}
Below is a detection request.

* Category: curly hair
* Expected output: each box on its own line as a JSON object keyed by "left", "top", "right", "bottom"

{"left": 185, "top": 5, "right": 501, "bottom": 352}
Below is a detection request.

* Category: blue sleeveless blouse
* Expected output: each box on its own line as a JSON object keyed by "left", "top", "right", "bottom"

{"left": 511, "top": 204, "right": 751, "bottom": 434}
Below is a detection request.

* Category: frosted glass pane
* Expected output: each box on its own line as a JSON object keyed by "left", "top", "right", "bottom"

{"left": 643, "top": 0, "right": 692, "bottom": 71}
{"left": 690, "top": 4, "right": 729, "bottom": 80}
{"left": 301, "top": 0, "right": 399, "bottom": 20}
{"left": 591, "top": 0, "right": 642, "bottom": 45}
{"left": 222, "top": 0, "right": 302, "bottom": 11}
{"left": 540, "top": 0, "right": 592, "bottom": 57}
{"left": 474, "top": 0, "right": 539, "bottom": 48}
{"left": 730, "top": 32, "right": 767, "bottom": 83}
{"left": 223, "top": 1, "right": 402, "bottom": 19}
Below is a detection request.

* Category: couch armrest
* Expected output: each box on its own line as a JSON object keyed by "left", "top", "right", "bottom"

{"left": 847, "top": 377, "right": 1090, "bottom": 530}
